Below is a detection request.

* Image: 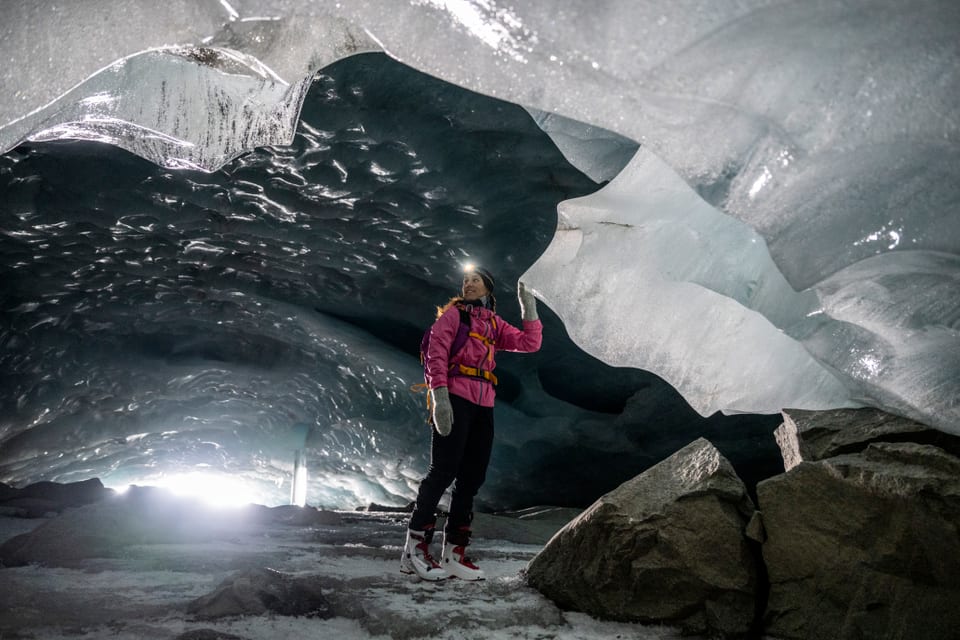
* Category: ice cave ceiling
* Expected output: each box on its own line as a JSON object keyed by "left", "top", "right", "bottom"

{"left": 0, "top": 0, "right": 958, "bottom": 509}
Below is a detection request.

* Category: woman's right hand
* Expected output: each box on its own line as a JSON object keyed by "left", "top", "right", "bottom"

{"left": 430, "top": 387, "right": 453, "bottom": 436}
{"left": 518, "top": 281, "right": 538, "bottom": 321}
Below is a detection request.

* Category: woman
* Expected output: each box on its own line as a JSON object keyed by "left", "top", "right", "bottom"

{"left": 401, "top": 265, "right": 542, "bottom": 581}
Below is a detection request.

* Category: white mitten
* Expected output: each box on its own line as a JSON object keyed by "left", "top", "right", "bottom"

{"left": 430, "top": 387, "right": 453, "bottom": 436}
{"left": 518, "top": 281, "right": 538, "bottom": 321}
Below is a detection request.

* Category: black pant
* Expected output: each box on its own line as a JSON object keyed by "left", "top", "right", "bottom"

{"left": 409, "top": 393, "right": 494, "bottom": 534}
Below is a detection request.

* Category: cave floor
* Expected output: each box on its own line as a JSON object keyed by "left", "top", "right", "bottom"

{"left": 0, "top": 510, "right": 685, "bottom": 640}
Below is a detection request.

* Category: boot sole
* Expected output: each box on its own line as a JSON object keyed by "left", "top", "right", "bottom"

{"left": 442, "top": 563, "right": 485, "bottom": 581}
{"left": 400, "top": 565, "right": 449, "bottom": 581}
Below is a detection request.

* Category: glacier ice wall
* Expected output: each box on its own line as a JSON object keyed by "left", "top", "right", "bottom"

{"left": 1, "top": 293, "right": 433, "bottom": 508}
{"left": 1, "top": 1, "right": 958, "bottom": 436}
{"left": 524, "top": 148, "right": 960, "bottom": 430}
{"left": 7, "top": 56, "right": 687, "bottom": 508}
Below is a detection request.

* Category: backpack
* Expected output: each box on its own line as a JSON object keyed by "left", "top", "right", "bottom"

{"left": 410, "top": 305, "right": 471, "bottom": 419}
{"left": 419, "top": 305, "right": 473, "bottom": 375}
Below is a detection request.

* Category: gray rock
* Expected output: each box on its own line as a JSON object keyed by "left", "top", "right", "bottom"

{"left": 264, "top": 504, "right": 343, "bottom": 526}
{"left": 186, "top": 568, "right": 331, "bottom": 619}
{"left": 775, "top": 408, "right": 960, "bottom": 471}
{"left": 0, "top": 478, "right": 113, "bottom": 517}
{"left": 758, "top": 442, "right": 960, "bottom": 640}
{"left": 525, "top": 438, "right": 758, "bottom": 637}
{"left": 744, "top": 511, "right": 765, "bottom": 544}
{"left": 364, "top": 501, "right": 415, "bottom": 513}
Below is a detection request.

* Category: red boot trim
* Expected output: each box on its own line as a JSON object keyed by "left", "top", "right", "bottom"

{"left": 453, "top": 545, "right": 480, "bottom": 570}
{"left": 417, "top": 542, "right": 442, "bottom": 569}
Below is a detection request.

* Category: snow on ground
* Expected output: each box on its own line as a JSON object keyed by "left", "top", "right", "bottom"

{"left": 0, "top": 510, "right": 686, "bottom": 640}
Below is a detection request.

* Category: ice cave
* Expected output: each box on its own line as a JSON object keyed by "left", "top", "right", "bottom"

{"left": 0, "top": 1, "right": 958, "bottom": 638}
{"left": 2, "top": 0, "right": 957, "bottom": 509}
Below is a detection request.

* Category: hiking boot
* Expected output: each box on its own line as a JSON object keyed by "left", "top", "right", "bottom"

{"left": 442, "top": 526, "right": 485, "bottom": 581}
{"left": 400, "top": 527, "right": 448, "bottom": 581}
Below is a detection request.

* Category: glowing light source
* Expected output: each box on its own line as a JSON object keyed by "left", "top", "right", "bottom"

{"left": 291, "top": 449, "right": 308, "bottom": 507}
{"left": 112, "top": 472, "right": 259, "bottom": 508}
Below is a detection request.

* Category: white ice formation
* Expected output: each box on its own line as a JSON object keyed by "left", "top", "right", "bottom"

{"left": 1, "top": 0, "right": 958, "bottom": 433}
{"left": 524, "top": 147, "right": 855, "bottom": 418}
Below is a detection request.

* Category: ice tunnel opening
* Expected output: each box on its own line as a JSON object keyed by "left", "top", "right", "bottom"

{"left": 0, "top": 51, "right": 789, "bottom": 511}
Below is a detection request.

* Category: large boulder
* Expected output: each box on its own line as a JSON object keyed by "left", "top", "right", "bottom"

{"left": 775, "top": 408, "right": 960, "bottom": 471}
{"left": 525, "top": 438, "right": 758, "bottom": 637}
{"left": 757, "top": 442, "right": 960, "bottom": 640}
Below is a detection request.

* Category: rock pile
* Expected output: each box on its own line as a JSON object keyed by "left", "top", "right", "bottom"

{"left": 760, "top": 409, "right": 960, "bottom": 640}
{"left": 525, "top": 408, "right": 960, "bottom": 640}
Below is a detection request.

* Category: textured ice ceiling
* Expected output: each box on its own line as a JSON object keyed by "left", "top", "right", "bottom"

{"left": 1, "top": 0, "right": 958, "bottom": 506}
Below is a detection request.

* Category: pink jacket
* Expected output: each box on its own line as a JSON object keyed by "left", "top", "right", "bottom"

{"left": 425, "top": 303, "right": 542, "bottom": 407}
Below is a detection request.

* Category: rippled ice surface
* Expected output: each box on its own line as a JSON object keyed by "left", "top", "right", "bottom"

{"left": 3, "top": 54, "right": 785, "bottom": 508}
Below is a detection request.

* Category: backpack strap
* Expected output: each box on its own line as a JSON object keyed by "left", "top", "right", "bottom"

{"left": 450, "top": 305, "right": 473, "bottom": 358}
{"left": 413, "top": 304, "right": 500, "bottom": 406}
{"left": 454, "top": 364, "right": 498, "bottom": 385}
{"left": 452, "top": 305, "right": 498, "bottom": 385}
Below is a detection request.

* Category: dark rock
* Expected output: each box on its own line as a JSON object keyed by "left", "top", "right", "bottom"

{"left": 364, "top": 501, "right": 415, "bottom": 513}
{"left": 175, "top": 630, "right": 249, "bottom": 640}
{"left": 0, "top": 498, "right": 60, "bottom": 518}
{"left": 187, "top": 568, "right": 331, "bottom": 619}
{"left": 0, "top": 478, "right": 113, "bottom": 517}
{"left": 0, "top": 481, "right": 15, "bottom": 500}
{"left": 744, "top": 511, "right": 765, "bottom": 543}
{"left": 14, "top": 478, "right": 109, "bottom": 503}
{"left": 775, "top": 408, "right": 960, "bottom": 471}
{"left": 525, "top": 438, "right": 758, "bottom": 637}
{"left": 267, "top": 504, "right": 342, "bottom": 526}
{"left": 758, "top": 442, "right": 960, "bottom": 640}
{"left": 239, "top": 503, "right": 275, "bottom": 524}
